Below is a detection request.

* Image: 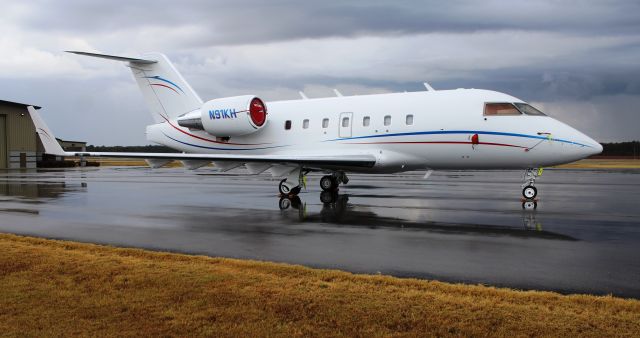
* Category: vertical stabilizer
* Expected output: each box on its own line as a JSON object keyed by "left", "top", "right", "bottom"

{"left": 131, "top": 53, "right": 203, "bottom": 122}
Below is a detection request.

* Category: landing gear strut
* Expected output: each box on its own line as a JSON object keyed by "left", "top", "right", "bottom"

{"left": 521, "top": 168, "right": 542, "bottom": 200}
{"left": 320, "top": 171, "right": 349, "bottom": 192}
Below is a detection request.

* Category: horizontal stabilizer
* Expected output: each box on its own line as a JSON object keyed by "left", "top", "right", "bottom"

{"left": 66, "top": 51, "right": 157, "bottom": 64}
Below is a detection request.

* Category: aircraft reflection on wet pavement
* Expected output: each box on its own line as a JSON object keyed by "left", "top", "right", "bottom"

{"left": 278, "top": 193, "right": 572, "bottom": 241}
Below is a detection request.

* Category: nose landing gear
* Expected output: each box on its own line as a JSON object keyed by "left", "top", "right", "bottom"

{"left": 521, "top": 168, "right": 542, "bottom": 200}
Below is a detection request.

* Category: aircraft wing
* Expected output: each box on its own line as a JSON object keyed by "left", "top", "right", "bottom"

{"left": 68, "top": 151, "right": 376, "bottom": 168}
{"left": 28, "top": 106, "right": 376, "bottom": 170}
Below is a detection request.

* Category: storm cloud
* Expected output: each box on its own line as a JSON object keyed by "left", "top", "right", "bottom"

{"left": 0, "top": 0, "right": 638, "bottom": 144}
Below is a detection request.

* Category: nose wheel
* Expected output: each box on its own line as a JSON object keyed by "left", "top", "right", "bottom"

{"left": 522, "top": 185, "right": 537, "bottom": 199}
{"left": 521, "top": 168, "right": 542, "bottom": 200}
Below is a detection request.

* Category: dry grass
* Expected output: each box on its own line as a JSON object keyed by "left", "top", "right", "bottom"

{"left": 1, "top": 234, "right": 639, "bottom": 337}
{"left": 555, "top": 158, "right": 640, "bottom": 169}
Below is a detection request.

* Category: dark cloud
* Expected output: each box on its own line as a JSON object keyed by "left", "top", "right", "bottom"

{"left": 17, "top": 1, "right": 640, "bottom": 45}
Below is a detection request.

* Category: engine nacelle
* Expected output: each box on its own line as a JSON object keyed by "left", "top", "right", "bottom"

{"left": 177, "top": 95, "right": 267, "bottom": 137}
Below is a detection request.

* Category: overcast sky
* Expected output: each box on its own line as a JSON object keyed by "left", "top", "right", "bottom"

{"left": 1, "top": 0, "right": 639, "bottom": 144}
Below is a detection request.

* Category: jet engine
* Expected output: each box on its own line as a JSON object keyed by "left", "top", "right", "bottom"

{"left": 177, "top": 95, "right": 267, "bottom": 136}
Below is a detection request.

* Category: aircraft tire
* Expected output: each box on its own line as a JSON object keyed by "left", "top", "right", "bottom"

{"left": 522, "top": 185, "right": 537, "bottom": 200}
{"left": 279, "top": 179, "right": 290, "bottom": 195}
{"left": 320, "top": 175, "right": 337, "bottom": 191}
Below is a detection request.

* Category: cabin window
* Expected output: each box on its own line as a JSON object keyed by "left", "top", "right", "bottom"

{"left": 363, "top": 116, "right": 370, "bottom": 127}
{"left": 484, "top": 103, "right": 522, "bottom": 116}
{"left": 342, "top": 117, "right": 350, "bottom": 127}
{"left": 322, "top": 118, "right": 329, "bottom": 128}
{"left": 406, "top": 114, "right": 414, "bottom": 125}
{"left": 285, "top": 120, "right": 292, "bottom": 130}
{"left": 303, "top": 119, "right": 309, "bottom": 129}
{"left": 514, "top": 103, "right": 547, "bottom": 116}
{"left": 384, "top": 115, "right": 391, "bottom": 126}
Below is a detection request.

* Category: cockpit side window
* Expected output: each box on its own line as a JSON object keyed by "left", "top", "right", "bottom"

{"left": 514, "top": 103, "right": 547, "bottom": 116}
{"left": 484, "top": 103, "right": 522, "bottom": 116}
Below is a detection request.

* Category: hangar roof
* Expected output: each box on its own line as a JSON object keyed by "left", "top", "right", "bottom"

{"left": 0, "top": 99, "right": 41, "bottom": 110}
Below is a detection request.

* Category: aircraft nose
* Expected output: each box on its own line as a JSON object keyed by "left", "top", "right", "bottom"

{"left": 579, "top": 135, "right": 602, "bottom": 157}
{"left": 592, "top": 142, "right": 604, "bottom": 155}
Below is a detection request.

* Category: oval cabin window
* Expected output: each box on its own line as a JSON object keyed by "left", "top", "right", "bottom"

{"left": 406, "top": 114, "right": 414, "bottom": 125}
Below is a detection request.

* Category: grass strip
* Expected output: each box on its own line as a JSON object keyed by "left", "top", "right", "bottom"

{"left": 1, "top": 233, "right": 639, "bottom": 337}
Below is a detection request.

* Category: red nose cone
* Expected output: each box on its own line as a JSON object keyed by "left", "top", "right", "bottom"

{"left": 249, "top": 98, "right": 267, "bottom": 127}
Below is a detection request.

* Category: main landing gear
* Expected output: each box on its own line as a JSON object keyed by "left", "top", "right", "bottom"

{"left": 278, "top": 178, "right": 302, "bottom": 196}
{"left": 320, "top": 171, "right": 349, "bottom": 192}
{"left": 278, "top": 169, "right": 349, "bottom": 197}
{"left": 278, "top": 167, "right": 305, "bottom": 196}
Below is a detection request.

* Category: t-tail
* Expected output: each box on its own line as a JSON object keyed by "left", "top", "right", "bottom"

{"left": 67, "top": 51, "right": 203, "bottom": 123}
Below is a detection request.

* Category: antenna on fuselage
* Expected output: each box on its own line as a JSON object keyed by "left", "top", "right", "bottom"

{"left": 333, "top": 89, "right": 343, "bottom": 97}
{"left": 423, "top": 82, "right": 436, "bottom": 91}
{"left": 298, "top": 91, "right": 309, "bottom": 100}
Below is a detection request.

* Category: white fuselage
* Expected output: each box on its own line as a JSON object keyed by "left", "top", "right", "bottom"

{"left": 147, "top": 88, "right": 602, "bottom": 173}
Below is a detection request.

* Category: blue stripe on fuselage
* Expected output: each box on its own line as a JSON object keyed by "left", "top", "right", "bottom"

{"left": 325, "top": 130, "right": 591, "bottom": 147}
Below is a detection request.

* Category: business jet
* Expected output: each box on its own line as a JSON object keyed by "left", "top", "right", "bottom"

{"left": 30, "top": 51, "right": 602, "bottom": 201}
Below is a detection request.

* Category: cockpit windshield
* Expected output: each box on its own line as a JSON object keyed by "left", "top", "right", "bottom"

{"left": 484, "top": 102, "right": 548, "bottom": 116}
{"left": 514, "top": 103, "right": 547, "bottom": 116}
{"left": 484, "top": 103, "right": 522, "bottom": 116}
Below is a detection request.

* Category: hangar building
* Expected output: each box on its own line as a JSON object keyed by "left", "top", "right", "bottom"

{"left": 0, "top": 100, "right": 39, "bottom": 169}
{"left": 0, "top": 99, "right": 86, "bottom": 169}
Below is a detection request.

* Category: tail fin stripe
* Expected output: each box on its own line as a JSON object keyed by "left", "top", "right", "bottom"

{"left": 143, "top": 75, "right": 185, "bottom": 94}
{"left": 150, "top": 83, "right": 180, "bottom": 94}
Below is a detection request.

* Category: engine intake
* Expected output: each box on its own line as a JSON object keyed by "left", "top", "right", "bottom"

{"left": 177, "top": 95, "right": 267, "bottom": 137}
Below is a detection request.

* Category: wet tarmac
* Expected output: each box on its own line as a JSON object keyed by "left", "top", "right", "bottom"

{"left": 1, "top": 167, "right": 639, "bottom": 298}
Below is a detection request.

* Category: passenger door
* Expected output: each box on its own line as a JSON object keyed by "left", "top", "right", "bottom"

{"left": 339, "top": 112, "right": 353, "bottom": 138}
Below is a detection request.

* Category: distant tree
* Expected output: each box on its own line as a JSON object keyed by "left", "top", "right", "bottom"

{"left": 600, "top": 141, "right": 640, "bottom": 157}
